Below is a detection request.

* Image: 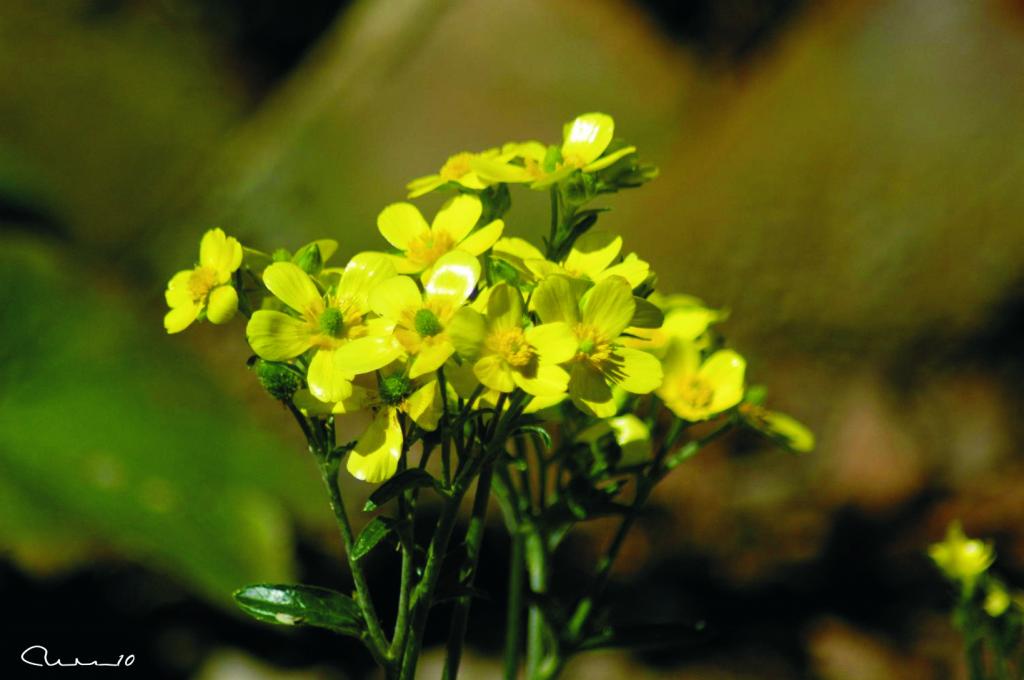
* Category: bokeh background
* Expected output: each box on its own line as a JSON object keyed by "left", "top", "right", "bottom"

{"left": 2, "top": 0, "right": 1024, "bottom": 677}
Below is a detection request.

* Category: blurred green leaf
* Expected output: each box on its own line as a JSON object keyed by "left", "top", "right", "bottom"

{"left": 233, "top": 584, "right": 363, "bottom": 636}
{"left": 0, "top": 236, "right": 321, "bottom": 603}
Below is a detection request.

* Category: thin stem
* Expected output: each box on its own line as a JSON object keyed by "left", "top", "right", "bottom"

{"left": 438, "top": 368, "right": 453, "bottom": 487}
{"left": 504, "top": 528, "right": 526, "bottom": 680}
{"left": 319, "top": 461, "right": 391, "bottom": 665}
{"left": 442, "top": 463, "right": 495, "bottom": 680}
{"left": 525, "top": 530, "right": 554, "bottom": 679}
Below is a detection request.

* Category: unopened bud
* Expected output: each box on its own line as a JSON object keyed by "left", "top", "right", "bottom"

{"left": 254, "top": 360, "right": 302, "bottom": 401}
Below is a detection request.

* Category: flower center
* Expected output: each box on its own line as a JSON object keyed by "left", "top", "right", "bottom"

{"left": 407, "top": 230, "right": 455, "bottom": 270}
{"left": 379, "top": 374, "right": 412, "bottom": 406}
{"left": 414, "top": 308, "right": 443, "bottom": 337}
{"left": 439, "top": 152, "right": 473, "bottom": 181}
{"left": 573, "top": 323, "right": 612, "bottom": 363}
{"left": 486, "top": 328, "right": 534, "bottom": 367}
{"left": 187, "top": 267, "right": 218, "bottom": 301}
{"left": 319, "top": 308, "right": 345, "bottom": 337}
{"left": 677, "top": 376, "right": 714, "bottom": 409}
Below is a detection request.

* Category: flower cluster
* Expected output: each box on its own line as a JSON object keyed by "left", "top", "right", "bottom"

{"left": 165, "top": 112, "right": 811, "bottom": 486}
{"left": 165, "top": 112, "right": 815, "bottom": 680}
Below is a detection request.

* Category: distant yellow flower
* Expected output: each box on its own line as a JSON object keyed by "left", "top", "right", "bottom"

{"left": 622, "top": 295, "right": 725, "bottom": 356}
{"left": 331, "top": 369, "right": 442, "bottom": 483}
{"left": 164, "top": 228, "right": 242, "bottom": 333}
{"left": 513, "top": 231, "right": 650, "bottom": 289}
{"left": 533, "top": 274, "right": 663, "bottom": 417}
{"left": 984, "top": 581, "right": 1011, "bottom": 617}
{"left": 658, "top": 342, "right": 745, "bottom": 422}
{"left": 406, "top": 141, "right": 548, "bottom": 198}
{"left": 527, "top": 113, "right": 637, "bottom": 188}
{"left": 577, "top": 414, "right": 653, "bottom": 467}
{"left": 740, "top": 404, "right": 815, "bottom": 453}
{"left": 377, "top": 194, "right": 503, "bottom": 278}
{"left": 448, "top": 283, "right": 577, "bottom": 397}
{"left": 929, "top": 522, "right": 995, "bottom": 593}
{"left": 246, "top": 253, "right": 401, "bottom": 403}
{"left": 369, "top": 251, "right": 480, "bottom": 379}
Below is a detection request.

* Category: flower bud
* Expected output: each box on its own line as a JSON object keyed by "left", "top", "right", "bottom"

{"left": 254, "top": 360, "right": 302, "bottom": 401}
{"left": 293, "top": 243, "right": 324, "bottom": 275}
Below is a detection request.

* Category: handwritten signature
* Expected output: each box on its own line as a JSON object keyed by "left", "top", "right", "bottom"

{"left": 21, "top": 645, "right": 135, "bottom": 668}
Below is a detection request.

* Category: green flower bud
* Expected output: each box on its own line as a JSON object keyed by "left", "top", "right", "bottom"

{"left": 380, "top": 374, "right": 412, "bottom": 406}
{"left": 254, "top": 360, "right": 302, "bottom": 401}
{"left": 272, "top": 248, "right": 292, "bottom": 263}
{"left": 293, "top": 243, "right": 324, "bottom": 276}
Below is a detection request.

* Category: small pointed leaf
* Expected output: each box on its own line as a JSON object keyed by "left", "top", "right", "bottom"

{"left": 352, "top": 517, "right": 398, "bottom": 560}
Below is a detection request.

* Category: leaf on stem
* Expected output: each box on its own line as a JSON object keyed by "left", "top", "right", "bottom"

{"left": 352, "top": 516, "right": 399, "bottom": 560}
{"left": 233, "top": 584, "right": 364, "bottom": 636}
{"left": 363, "top": 469, "right": 441, "bottom": 511}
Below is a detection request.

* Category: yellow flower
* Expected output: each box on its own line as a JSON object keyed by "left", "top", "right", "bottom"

{"left": 330, "top": 369, "right": 442, "bottom": 483}
{"left": 246, "top": 253, "right": 402, "bottom": 403}
{"left": 577, "top": 414, "right": 653, "bottom": 467}
{"left": 984, "top": 581, "right": 1011, "bottom": 617}
{"left": 740, "top": 404, "right": 815, "bottom": 453}
{"left": 527, "top": 113, "right": 637, "bottom": 188}
{"left": 520, "top": 231, "right": 651, "bottom": 289}
{"left": 448, "top": 283, "right": 577, "bottom": 397}
{"left": 658, "top": 341, "right": 745, "bottom": 422}
{"left": 377, "top": 194, "right": 503, "bottom": 278}
{"left": 929, "top": 522, "right": 995, "bottom": 592}
{"left": 164, "top": 228, "right": 243, "bottom": 333}
{"left": 369, "top": 251, "right": 481, "bottom": 379}
{"left": 532, "top": 274, "right": 663, "bottom": 417}
{"left": 622, "top": 295, "right": 725, "bottom": 356}
{"left": 407, "top": 144, "right": 541, "bottom": 198}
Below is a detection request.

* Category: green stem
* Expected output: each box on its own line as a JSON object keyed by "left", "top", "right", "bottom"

{"left": 319, "top": 461, "right": 392, "bottom": 667}
{"left": 546, "top": 185, "right": 559, "bottom": 258}
{"left": 504, "top": 528, "right": 526, "bottom": 680}
{"left": 525, "top": 530, "right": 556, "bottom": 679}
{"left": 442, "top": 463, "right": 495, "bottom": 680}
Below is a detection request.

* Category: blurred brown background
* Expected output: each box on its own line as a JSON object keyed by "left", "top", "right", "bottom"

{"left": 1, "top": 0, "right": 1023, "bottom": 677}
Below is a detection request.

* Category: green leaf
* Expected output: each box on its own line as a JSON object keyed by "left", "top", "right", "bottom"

{"left": 665, "top": 440, "right": 701, "bottom": 470}
{"left": 352, "top": 517, "right": 398, "bottom": 560}
{"left": 234, "top": 584, "right": 364, "bottom": 636}
{"left": 363, "top": 469, "right": 440, "bottom": 511}
{"left": 577, "top": 621, "right": 707, "bottom": 652}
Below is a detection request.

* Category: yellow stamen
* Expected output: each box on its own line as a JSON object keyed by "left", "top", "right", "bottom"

{"left": 439, "top": 152, "right": 473, "bottom": 182}
{"left": 187, "top": 266, "right": 218, "bottom": 301}
{"left": 486, "top": 328, "right": 534, "bottom": 367}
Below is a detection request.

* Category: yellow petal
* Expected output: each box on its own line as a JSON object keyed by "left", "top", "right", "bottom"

{"left": 613, "top": 347, "right": 663, "bottom": 394}
{"left": 486, "top": 283, "right": 523, "bottom": 331}
{"left": 369, "top": 275, "right": 422, "bottom": 321}
{"left": 609, "top": 414, "right": 652, "bottom": 465}
{"left": 206, "top": 285, "right": 238, "bottom": 324}
{"left": 530, "top": 165, "right": 576, "bottom": 189}
{"left": 199, "top": 228, "right": 243, "bottom": 279}
{"left": 474, "top": 354, "right": 516, "bottom": 393}
{"left": 406, "top": 174, "right": 443, "bottom": 199}
{"left": 246, "top": 310, "right": 314, "bottom": 360}
{"left": 469, "top": 156, "right": 533, "bottom": 183}
{"left": 523, "top": 393, "right": 566, "bottom": 414}
{"left": 702, "top": 350, "right": 746, "bottom": 413}
{"left": 448, "top": 307, "right": 488, "bottom": 361}
{"left": 443, "top": 357, "right": 482, "bottom": 399}
{"left": 583, "top": 145, "right": 636, "bottom": 172}
{"left": 458, "top": 219, "right": 504, "bottom": 256}
{"left": 406, "top": 380, "right": 441, "bottom": 431}
{"left": 525, "top": 322, "right": 577, "bottom": 364}
{"left": 164, "top": 303, "right": 199, "bottom": 334}
{"left": 425, "top": 251, "right": 480, "bottom": 305}
{"left": 263, "top": 262, "right": 324, "bottom": 319}
{"left": 532, "top": 275, "right": 584, "bottom": 325}
{"left": 378, "top": 203, "right": 429, "bottom": 250}
{"left": 663, "top": 306, "right": 720, "bottom": 342}
{"left": 433, "top": 194, "right": 483, "bottom": 244}
{"left": 307, "top": 348, "right": 356, "bottom": 403}
{"left": 568, "top": 361, "right": 614, "bottom": 416}
{"left": 347, "top": 410, "right": 402, "bottom": 483}
{"left": 333, "top": 336, "right": 404, "bottom": 376}
{"left": 564, "top": 231, "right": 622, "bottom": 280}
{"left": 581, "top": 276, "right": 635, "bottom": 339}
{"left": 165, "top": 270, "right": 194, "bottom": 307}
{"left": 338, "top": 252, "right": 398, "bottom": 312}
{"left": 294, "top": 388, "right": 335, "bottom": 416}
{"left": 597, "top": 253, "right": 649, "bottom": 289}
{"left": 456, "top": 173, "right": 488, "bottom": 190}
{"left": 761, "top": 410, "right": 815, "bottom": 453}
{"left": 512, "top": 363, "right": 569, "bottom": 397}
{"left": 492, "top": 237, "right": 545, "bottom": 277}
{"left": 562, "top": 113, "right": 614, "bottom": 166}
{"left": 328, "top": 385, "right": 370, "bottom": 415}
{"left": 410, "top": 340, "right": 454, "bottom": 378}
